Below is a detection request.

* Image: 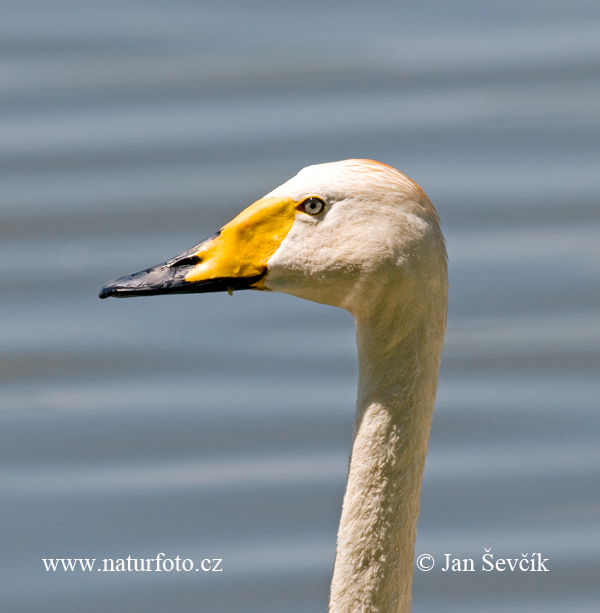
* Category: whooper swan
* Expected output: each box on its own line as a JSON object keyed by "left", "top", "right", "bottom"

{"left": 100, "top": 159, "right": 448, "bottom": 612}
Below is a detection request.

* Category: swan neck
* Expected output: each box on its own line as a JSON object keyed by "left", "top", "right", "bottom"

{"left": 329, "top": 306, "right": 443, "bottom": 613}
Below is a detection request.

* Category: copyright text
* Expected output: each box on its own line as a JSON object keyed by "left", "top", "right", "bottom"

{"left": 416, "top": 549, "right": 549, "bottom": 572}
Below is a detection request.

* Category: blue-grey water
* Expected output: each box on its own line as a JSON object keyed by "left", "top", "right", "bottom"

{"left": 1, "top": 1, "right": 599, "bottom": 611}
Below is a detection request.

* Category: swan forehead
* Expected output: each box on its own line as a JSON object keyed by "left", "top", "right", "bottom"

{"left": 265, "top": 159, "right": 431, "bottom": 211}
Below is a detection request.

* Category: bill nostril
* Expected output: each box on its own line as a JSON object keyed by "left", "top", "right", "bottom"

{"left": 170, "top": 255, "right": 202, "bottom": 268}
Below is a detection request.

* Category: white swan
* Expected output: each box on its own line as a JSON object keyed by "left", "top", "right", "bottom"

{"left": 100, "top": 159, "right": 448, "bottom": 612}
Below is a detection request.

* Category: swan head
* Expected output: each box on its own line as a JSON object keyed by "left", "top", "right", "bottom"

{"left": 100, "top": 159, "right": 446, "bottom": 318}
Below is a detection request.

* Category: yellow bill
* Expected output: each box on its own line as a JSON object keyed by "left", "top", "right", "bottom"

{"left": 99, "top": 196, "right": 298, "bottom": 299}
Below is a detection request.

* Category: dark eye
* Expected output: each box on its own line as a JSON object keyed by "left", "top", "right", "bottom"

{"left": 300, "top": 197, "right": 325, "bottom": 216}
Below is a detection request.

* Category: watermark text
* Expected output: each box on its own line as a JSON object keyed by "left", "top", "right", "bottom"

{"left": 43, "top": 553, "right": 223, "bottom": 573}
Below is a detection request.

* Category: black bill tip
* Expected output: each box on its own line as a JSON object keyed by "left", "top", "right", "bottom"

{"left": 99, "top": 266, "right": 169, "bottom": 299}
{"left": 99, "top": 278, "right": 137, "bottom": 299}
{"left": 99, "top": 286, "right": 113, "bottom": 299}
{"left": 99, "top": 266, "right": 267, "bottom": 299}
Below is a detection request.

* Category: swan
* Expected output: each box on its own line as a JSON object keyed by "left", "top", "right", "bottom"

{"left": 100, "top": 159, "right": 448, "bottom": 612}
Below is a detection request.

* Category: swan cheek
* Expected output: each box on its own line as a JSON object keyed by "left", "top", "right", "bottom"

{"left": 264, "top": 220, "right": 353, "bottom": 309}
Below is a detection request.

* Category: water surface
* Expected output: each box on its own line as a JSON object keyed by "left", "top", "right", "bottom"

{"left": 1, "top": 1, "right": 599, "bottom": 611}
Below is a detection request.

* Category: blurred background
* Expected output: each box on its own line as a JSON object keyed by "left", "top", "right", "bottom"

{"left": 1, "top": 1, "right": 599, "bottom": 611}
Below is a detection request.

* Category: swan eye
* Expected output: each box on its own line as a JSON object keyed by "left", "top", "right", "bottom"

{"left": 300, "top": 197, "right": 325, "bottom": 216}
